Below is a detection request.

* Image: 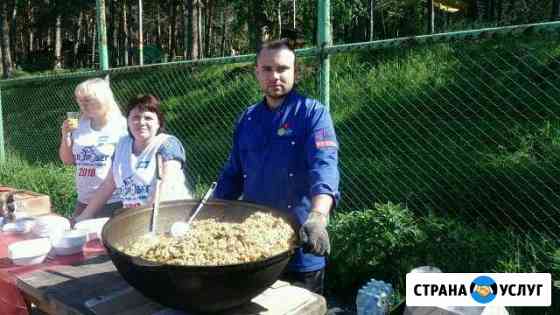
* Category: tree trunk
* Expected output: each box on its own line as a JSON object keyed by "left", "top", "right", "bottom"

{"left": 107, "top": 0, "right": 114, "bottom": 66}
{"left": 91, "top": 23, "right": 96, "bottom": 66}
{"left": 0, "top": 40, "right": 3, "bottom": 75}
{"left": 220, "top": 5, "right": 226, "bottom": 56}
{"left": 9, "top": 0, "right": 16, "bottom": 67}
{"left": 121, "top": 0, "right": 129, "bottom": 66}
{"left": 277, "top": 2, "right": 281, "bottom": 39}
{"left": 519, "top": 0, "right": 529, "bottom": 23}
{"left": 74, "top": 11, "right": 83, "bottom": 68}
{"left": 156, "top": 5, "right": 161, "bottom": 48}
{"left": 197, "top": 0, "right": 203, "bottom": 58}
{"left": 126, "top": 0, "right": 133, "bottom": 64}
{"left": 183, "top": 0, "right": 189, "bottom": 58}
{"left": 292, "top": 0, "right": 296, "bottom": 29}
{"left": 488, "top": 0, "right": 495, "bottom": 21}
{"left": 47, "top": 27, "right": 52, "bottom": 50}
{"left": 112, "top": 0, "right": 119, "bottom": 66}
{"left": 1, "top": 2, "right": 13, "bottom": 78}
{"left": 369, "top": 0, "right": 375, "bottom": 40}
{"left": 170, "top": 0, "right": 177, "bottom": 59}
{"left": 191, "top": 0, "right": 199, "bottom": 59}
{"left": 204, "top": 0, "right": 214, "bottom": 57}
{"left": 26, "top": 0, "right": 32, "bottom": 57}
{"left": 84, "top": 13, "right": 91, "bottom": 67}
{"left": 54, "top": 14, "right": 62, "bottom": 69}
{"left": 553, "top": 0, "right": 560, "bottom": 20}
{"left": 495, "top": 0, "right": 502, "bottom": 23}
{"left": 427, "top": 0, "right": 434, "bottom": 34}
{"left": 250, "top": 0, "right": 264, "bottom": 52}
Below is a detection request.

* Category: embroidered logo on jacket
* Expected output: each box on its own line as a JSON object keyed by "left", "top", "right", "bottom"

{"left": 277, "top": 123, "right": 294, "bottom": 136}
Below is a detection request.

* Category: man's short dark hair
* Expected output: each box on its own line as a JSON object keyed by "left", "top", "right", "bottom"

{"left": 256, "top": 39, "right": 296, "bottom": 64}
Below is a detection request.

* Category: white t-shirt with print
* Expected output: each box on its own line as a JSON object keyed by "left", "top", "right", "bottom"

{"left": 72, "top": 112, "right": 127, "bottom": 204}
{"left": 112, "top": 133, "right": 192, "bottom": 208}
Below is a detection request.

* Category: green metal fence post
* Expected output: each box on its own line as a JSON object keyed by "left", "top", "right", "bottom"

{"left": 0, "top": 87, "right": 5, "bottom": 163}
{"left": 96, "top": 0, "right": 109, "bottom": 71}
{"left": 317, "top": 0, "right": 331, "bottom": 109}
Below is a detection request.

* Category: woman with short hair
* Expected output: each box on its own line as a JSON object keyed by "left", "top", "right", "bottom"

{"left": 74, "top": 94, "right": 192, "bottom": 222}
{"left": 59, "top": 77, "right": 127, "bottom": 219}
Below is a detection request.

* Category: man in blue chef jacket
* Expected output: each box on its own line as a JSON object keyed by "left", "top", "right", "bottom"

{"left": 214, "top": 39, "right": 340, "bottom": 295}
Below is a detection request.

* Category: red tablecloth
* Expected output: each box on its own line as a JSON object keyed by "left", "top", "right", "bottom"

{"left": 0, "top": 232, "right": 106, "bottom": 315}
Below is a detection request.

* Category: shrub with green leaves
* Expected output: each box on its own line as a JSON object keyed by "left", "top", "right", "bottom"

{"left": 327, "top": 202, "right": 425, "bottom": 294}
{"left": 326, "top": 203, "right": 560, "bottom": 301}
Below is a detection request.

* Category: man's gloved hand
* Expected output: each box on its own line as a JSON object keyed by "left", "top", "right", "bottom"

{"left": 299, "top": 211, "right": 330, "bottom": 256}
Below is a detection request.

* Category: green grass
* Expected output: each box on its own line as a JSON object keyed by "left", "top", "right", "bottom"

{"left": 0, "top": 150, "right": 76, "bottom": 217}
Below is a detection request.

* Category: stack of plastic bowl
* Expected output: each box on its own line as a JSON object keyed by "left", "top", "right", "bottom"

{"left": 2, "top": 218, "right": 36, "bottom": 234}
{"left": 50, "top": 229, "right": 88, "bottom": 256}
{"left": 8, "top": 238, "right": 52, "bottom": 266}
{"left": 32, "top": 215, "right": 71, "bottom": 238}
{"left": 75, "top": 217, "right": 110, "bottom": 242}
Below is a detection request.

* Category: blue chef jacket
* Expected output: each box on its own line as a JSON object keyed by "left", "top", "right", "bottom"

{"left": 215, "top": 90, "right": 340, "bottom": 272}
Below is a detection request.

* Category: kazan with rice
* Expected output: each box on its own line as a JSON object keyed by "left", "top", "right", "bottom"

{"left": 117, "top": 211, "right": 297, "bottom": 266}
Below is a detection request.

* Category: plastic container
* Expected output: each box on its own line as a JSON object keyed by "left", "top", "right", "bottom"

{"left": 50, "top": 229, "right": 88, "bottom": 256}
{"left": 74, "top": 217, "right": 110, "bottom": 241}
{"left": 32, "top": 215, "right": 70, "bottom": 237}
{"left": 8, "top": 238, "right": 51, "bottom": 266}
{"left": 356, "top": 279, "right": 393, "bottom": 315}
{"left": 2, "top": 218, "right": 36, "bottom": 234}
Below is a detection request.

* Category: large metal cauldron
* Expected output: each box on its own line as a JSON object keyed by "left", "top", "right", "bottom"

{"left": 101, "top": 199, "right": 299, "bottom": 313}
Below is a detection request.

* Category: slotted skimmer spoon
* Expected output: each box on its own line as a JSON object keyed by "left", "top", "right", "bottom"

{"left": 170, "top": 182, "right": 217, "bottom": 238}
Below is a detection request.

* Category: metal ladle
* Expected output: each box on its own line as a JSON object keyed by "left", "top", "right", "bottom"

{"left": 148, "top": 154, "right": 164, "bottom": 235}
{"left": 170, "top": 182, "right": 217, "bottom": 238}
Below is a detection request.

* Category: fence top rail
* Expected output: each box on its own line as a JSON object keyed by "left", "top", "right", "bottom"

{"left": 326, "top": 20, "right": 560, "bottom": 54}
{"left": 0, "top": 20, "right": 559, "bottom": 88}
{"left": 0, "top": 47, "right": 318, "bottom": 88}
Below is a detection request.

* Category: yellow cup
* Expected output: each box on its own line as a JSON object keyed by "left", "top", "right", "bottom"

{"left": 67, "top": 112, "right": 79, "bottom": 130}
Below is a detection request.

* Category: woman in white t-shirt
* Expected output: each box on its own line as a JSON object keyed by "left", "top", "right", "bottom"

{"left": 59, "top": 77, "right": 128, "bottom": 219}
{"left": 74, "top": 94, "right": 192, "bottom": 222}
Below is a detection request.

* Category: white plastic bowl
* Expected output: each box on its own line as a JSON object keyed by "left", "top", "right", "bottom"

{"left": 75, "top": 217, "right": 110, "bottom": 241}
{"left": 2, "top": 218, "right": 36, "bottom": 234}
{"left": 8, "top": 238, "right": 51, "bottom": 266}
{"left": 50, "top": 229, "right": 88, "bottom": 256}
{"left": 32, "top": 215, "right": 70, "bottom": 238}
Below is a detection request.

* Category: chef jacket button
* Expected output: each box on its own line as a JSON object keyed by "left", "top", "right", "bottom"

{"left": 243, "top": 174, "right": 247, "bottom": 178}
{"left": 287, "top": 205, "right": 292, "bottom": 209}
{"left": 289, "top": 173, "right": 294, "bottom": 177}
{"left": 291, "top": 141, "right": 295, "bottom": 145}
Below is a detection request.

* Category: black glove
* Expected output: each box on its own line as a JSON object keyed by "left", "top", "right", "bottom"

{"left": 299, "top": 211, "right": 330, "bottom": 256}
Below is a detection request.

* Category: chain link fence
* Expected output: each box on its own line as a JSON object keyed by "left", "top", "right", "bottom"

{"left": 329, "top": 28, "right": 560, "bottom": 277}
{"left": 2, "top": 23, "right": 560, "bottom": 278}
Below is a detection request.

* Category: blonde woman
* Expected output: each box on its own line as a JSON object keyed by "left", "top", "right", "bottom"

{"left": 59, "top": 77, "right": 128, "bottom": 219}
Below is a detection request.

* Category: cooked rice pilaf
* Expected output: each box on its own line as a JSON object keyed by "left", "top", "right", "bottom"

{"left": 118, "top": 211, "right": 296, "bottom": 266}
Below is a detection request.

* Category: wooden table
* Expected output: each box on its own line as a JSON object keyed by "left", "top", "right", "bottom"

{"left": 15, "top": 255, "right": 327, "bottom": 315}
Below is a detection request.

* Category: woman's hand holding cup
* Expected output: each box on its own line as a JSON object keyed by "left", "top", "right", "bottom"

{"left": 62, "top": 112, "right": 79, "bottom": 137}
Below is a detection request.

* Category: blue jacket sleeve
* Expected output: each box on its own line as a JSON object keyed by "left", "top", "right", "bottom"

{"left": 305, "top": 102, "right": 341, "bottom": 206}
{"left": 214, "top": 114, "right": 244, "bottom": 200}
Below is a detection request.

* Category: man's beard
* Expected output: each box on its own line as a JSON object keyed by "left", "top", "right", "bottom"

{"left": 265, "top": 87, "right": 290, "bottom": 99}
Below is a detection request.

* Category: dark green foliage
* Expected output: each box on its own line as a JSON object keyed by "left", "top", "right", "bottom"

{"left": 327, "top": 202, "right": 425, "bottom": 295}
